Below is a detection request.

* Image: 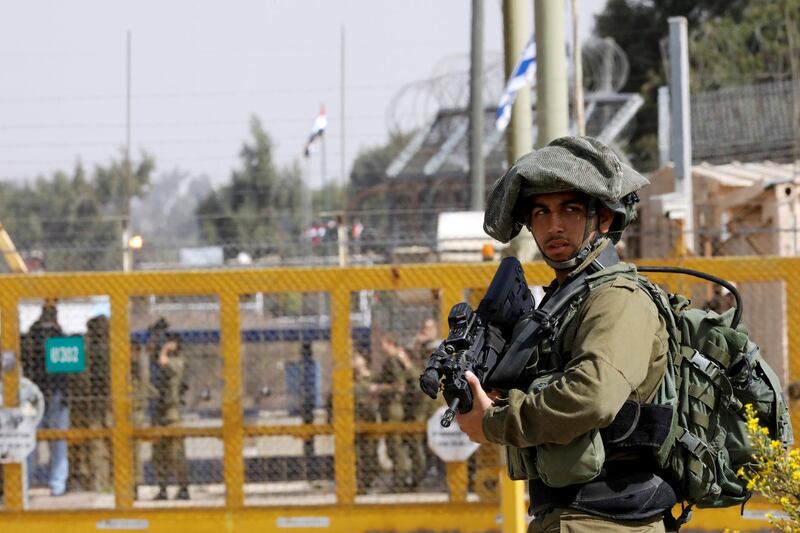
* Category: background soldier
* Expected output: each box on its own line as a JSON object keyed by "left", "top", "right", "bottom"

{"left": 353, "top": 349, "right": 378, "bottom": 493}
{"left": 22, "top": 300, "right": 69, "bottom": 496}
{"left": 375, "top": 333, "right": 425, "bottom": 490}
{"left": 70, "top": 313, "right": 112, "bottom": 492}
{"left": 298, "top": 340, "right": 317, "bottom": 479}
{"left": 411, "top": 317, "right": 444, "bottom": 485}
{"left": 151, "top": 331, "right": 189, "bottom": 500}
{"left": 131, "top": 338, "right": 156, "bottom": 498}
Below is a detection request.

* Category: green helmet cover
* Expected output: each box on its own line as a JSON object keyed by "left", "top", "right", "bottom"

{"left": 483, "top": 136, "right": 649, "bottom": 243}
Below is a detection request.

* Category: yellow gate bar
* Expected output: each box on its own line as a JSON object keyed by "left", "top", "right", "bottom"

{"left": 110, "top": 293, "right": 134, "bottom": 509}
{"left": 331, "top": 285, "right": 356, "bottom": 503}
{"left": 220, "top": 291, "right": 245, "bottom": 508}
{"left": 1, "top": 300, "right": 23, "bottom": 510}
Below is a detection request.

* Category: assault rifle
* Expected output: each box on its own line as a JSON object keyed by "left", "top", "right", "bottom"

{"left": 419, "top": 257, "right": 535, "bottom": 427}
{"left": 420, "top": 243, "right": 623, "bottom": 428}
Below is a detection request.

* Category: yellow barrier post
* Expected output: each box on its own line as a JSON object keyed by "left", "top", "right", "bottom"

{"left": 331, "top": 286, "right": 356, "bottom": 503}
{"left": 220, "top": 291, "right": 244, "bottom": 508}
{"left": 110, "top": 292, "right": 134, "bottom": 508}
{"left": 500, "top": 475, "right": 527, "bottom": 533}
{"left": 1, "top": 300, "right": 23, "bottom": 510}
{"left": 786, "top": 278, "right": 800, "bottom": 443}
{"left": 440, "top": 284, "right": 470, "bottom": 502}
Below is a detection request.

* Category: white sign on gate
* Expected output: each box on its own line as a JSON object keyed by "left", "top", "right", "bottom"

{"left": 427, "top": 405, "right": 480, "bottom": 462}
{"left": 0, "top": 377, "right": 45, "bottom": 463}
{"left": 0, "top": 408, "right": 37, "bottom": 463}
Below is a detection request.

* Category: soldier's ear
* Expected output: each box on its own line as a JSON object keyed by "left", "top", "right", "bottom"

{"left": 598, "top": 207, "right": 614, "bottom": 234}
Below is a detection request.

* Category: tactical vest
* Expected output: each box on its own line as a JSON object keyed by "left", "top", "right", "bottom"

{"left": 504, "top": 262, "right": 668, "bottom": 488}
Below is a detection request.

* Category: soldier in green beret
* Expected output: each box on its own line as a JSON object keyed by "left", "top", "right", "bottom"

{"left": 455, "top": 137, "right": 676, "bottom": 532}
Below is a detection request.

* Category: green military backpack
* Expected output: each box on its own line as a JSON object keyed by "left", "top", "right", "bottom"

{"left": 629, "top": 266, "right": 794, "bottom": 519}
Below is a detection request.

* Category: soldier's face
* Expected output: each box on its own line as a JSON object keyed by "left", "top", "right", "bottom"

{"left": 528, "top": 192, "right": 613, "bottom": 262}
{"left": 528, "top": 192, "right": 589, "bottom": 262}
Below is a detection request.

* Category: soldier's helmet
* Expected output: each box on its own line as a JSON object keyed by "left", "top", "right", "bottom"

{"left": 483, "top": 136, "right": 649, "bottom": 244}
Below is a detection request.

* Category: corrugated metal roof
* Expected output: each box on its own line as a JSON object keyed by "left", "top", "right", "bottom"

{"left": 693, "top": 160, "right": 800, "bottom": 188}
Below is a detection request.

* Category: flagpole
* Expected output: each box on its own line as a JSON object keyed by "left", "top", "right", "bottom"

{"left": 302, "top": 156, "right": 313, "bottom": 258}
{"left": 340, "top": 24, "right": 347, "bottom": 211}
{"left": 321, "top": 130, "right": 327, "bottom": 212}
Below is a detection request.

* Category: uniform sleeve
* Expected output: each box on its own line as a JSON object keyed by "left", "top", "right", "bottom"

{"left": 482, "top": 280, "right": 663, "bottom": 447}
{"left": 161, "top": 354, "right": 185, "bottom": 379}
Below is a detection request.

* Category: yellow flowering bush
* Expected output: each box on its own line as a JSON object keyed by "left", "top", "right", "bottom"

{"left": 737, "top": 404, "right": 800, "bottom": 532}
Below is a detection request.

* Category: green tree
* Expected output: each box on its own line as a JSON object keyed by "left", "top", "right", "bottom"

{"left": 348, "top": 131, "right": 413, "bottom": 198}
{"left": 593, "top": 0, "right": 749, "bottom": 170}
{"left": 0, "top": 153, "right": 155, "bottom": 271}
{"left": 94, "top": 149, "right": 155, "bottom": 213}
{"left": 196, "top": 116, "right": 307, "bottom": 259}
{"left": 691, "top": 0, "right": 799, "bottom": 91}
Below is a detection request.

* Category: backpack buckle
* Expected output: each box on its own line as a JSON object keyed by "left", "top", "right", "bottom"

{"left": 532, "top": 309, "right": 552, "bottom": 330}
{"left": 689, "top": 350, "right": 721, "bottom": 382}
{"left": 677, "top": 427, "right": 708, "bottom": 457}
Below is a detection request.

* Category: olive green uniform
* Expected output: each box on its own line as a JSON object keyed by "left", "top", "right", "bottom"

{"left": 378, "top": 355, "right": 425, "bottom": 490}
{"left": 152, "top": 351, "right": 188, "bottom": 491}
{"left": 70, "top": 315, "right": 112, "bottom": 492}
{"left": 415, "top": 341, "right": 444, "bottom": 484}
{"left": 483, "top": 267, "right": 669, "bottom": 532}
{"left": 354, "top": 371, "right": 378, "bottom": 492}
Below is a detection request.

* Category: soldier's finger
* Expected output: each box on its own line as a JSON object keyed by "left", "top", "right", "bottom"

{"left": 464, "top": 371, "right": 484, "bottom": 395}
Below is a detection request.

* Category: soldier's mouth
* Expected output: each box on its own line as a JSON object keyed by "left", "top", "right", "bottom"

{"left": 546, "top": 239, "right": 571, "bottom": 252}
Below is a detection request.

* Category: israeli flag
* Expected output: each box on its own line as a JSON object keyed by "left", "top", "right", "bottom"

{"left": 495, "top": 35, "right": 536, "bottom": 132}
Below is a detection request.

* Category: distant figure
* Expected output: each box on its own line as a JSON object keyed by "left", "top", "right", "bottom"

{"left": 411, "top": 317, "right": 445, "bottom": 484}
{"left": 151, "top": 329, "right": 189, "bottom": 500}
{"left": 703, "top": 284, "right": 736, "bottom": 315}
{"left": 70, "top": 313, "right": 112, "bottom": 492}
{"left": 353, "top": 349, "right": 378, "bottom": 493}
{"left": 299, "top": 340, "right": 317, "bottom": 477}
{"left": 376, "top": 333, "right": 425, "bottom": 490}
{"left": 22, "top": 300, "right": 68, "bottom": 496}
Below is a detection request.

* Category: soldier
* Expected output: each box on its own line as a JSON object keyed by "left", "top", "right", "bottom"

{"left": 375, "top": 333, "right": 425, "bottom": 490}
{"left": 411, "top": 317, "right": 444, "bottom": 485}
{"left": 131, "top": 338, "right": 155, "bottom": 498}
{"left": 298, "top": 340, "right": 317, "bottom": 479}
{"left": 151, "top": 332, "right": 189, "bottom": 500}
{"left": 22, "top": 301, "right": 69, "bottom": 496}
{"left": 352, "top": 349, "right": 378, "bottom": 493}
{"left": 455, "top": 137, "right": 676, "bottom": 532}
{"left": 70, "top": 313, "right": 112, "bottom": 492}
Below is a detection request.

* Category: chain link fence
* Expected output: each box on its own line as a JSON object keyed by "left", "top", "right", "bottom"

{"left": 0, "top": 258, "right": 797, "bottom": 532}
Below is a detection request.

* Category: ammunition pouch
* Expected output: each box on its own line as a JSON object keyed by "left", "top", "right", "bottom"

{"left": 506, "top": 399, "right": 675, "bottom": 506}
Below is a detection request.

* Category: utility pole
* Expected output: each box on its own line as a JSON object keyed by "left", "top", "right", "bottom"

{"left": 122, "top": 30, "right": 133, "bottom": 272}
{"left": 469, "top": 0, "right": 485, "bottom": 211}
{"left": 502, "top": 0, "right": 532, "bottom": 163}
{"left": 340, "top": 25, "right": 347, "bottom": 209}
{"left": 668, "top": 17, "right": 694, "bottom": 254}
{"left": 534, "top": 0, "right": 569, "bottom": 147}
{"left": 499, "top": 3, "right": 533, "bottom": 529}
{"left": 657, "top": 86, "right": 670, "bottom": 167}
{"left": 500, "top": 0, "right": 537, "bottom": 264}
{"left": 571, "top": 0, "right": 585, "bottom": 136}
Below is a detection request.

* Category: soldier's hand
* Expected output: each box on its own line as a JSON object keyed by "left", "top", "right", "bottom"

{"left": 454, "top": 371, "right": 492, "bottom": 444}
{"left": 158, "top": 340, "right": 177, "bottom": 367}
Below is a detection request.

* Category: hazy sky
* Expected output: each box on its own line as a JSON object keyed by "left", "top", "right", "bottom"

{"left": 0, "top": 0, "right": 606, "bottom": 189}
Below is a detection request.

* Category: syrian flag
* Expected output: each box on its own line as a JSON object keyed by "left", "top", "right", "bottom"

{"left": 495, "top": 35, "right": 536, "bottom": 132}
{"left": 304, "top": 105, "right": 327, "bottom": 157}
